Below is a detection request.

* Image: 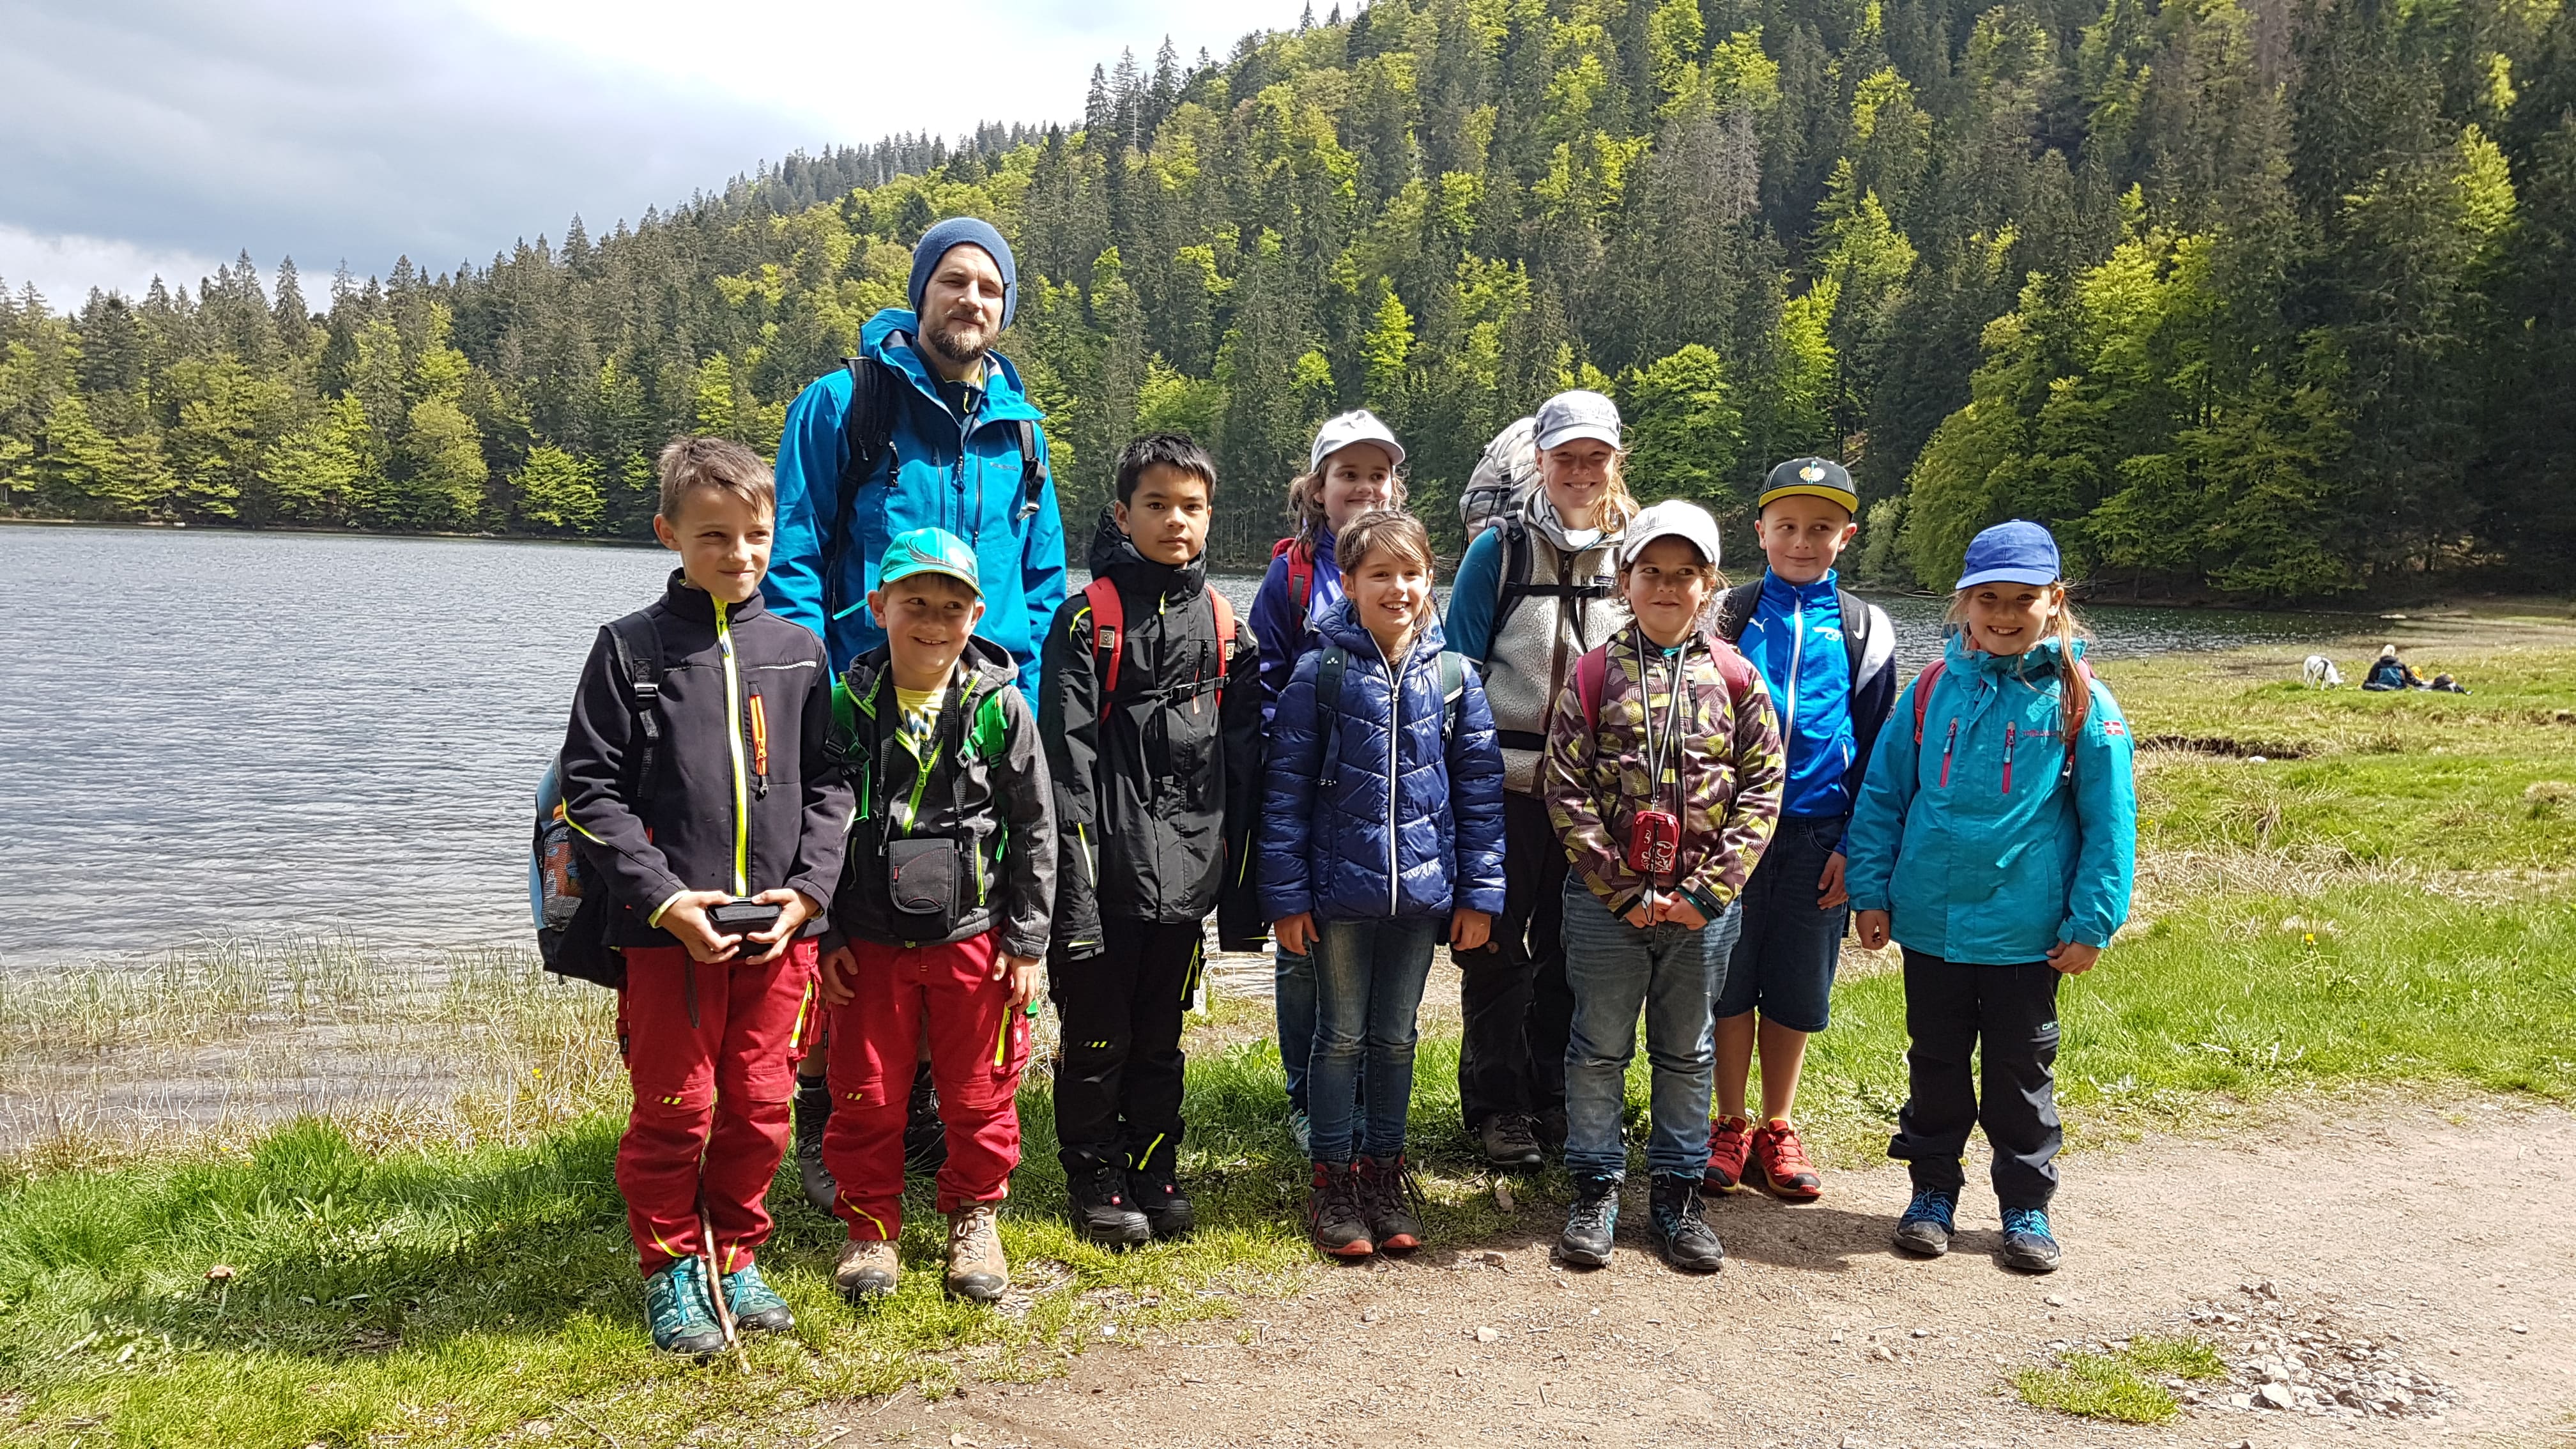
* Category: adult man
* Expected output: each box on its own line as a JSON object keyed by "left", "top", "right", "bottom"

{"left": 767, "top": 217, "right": 1070, "bottom": 1213}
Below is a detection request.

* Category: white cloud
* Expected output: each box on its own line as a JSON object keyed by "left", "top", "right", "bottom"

{"left": 0, "top": 224, "right": 220, "bottom": 309}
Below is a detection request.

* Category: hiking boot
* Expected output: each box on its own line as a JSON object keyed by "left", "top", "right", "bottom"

{"left": 793, "top": 1077, "right": 837, "bottom": 1213}
{"left": 1749, "top": 1119, "right": 1823, "bottom": 1200}
{"left": 1287, "top": 1107, "right": 1312, "bottom": 1154}
{"left": 1703, "top": 1114, "right": 1752, "bottom": 1193}
{"left": 1892, "top": 1186, "right": 1957, "bottom": 1258}
{"left": 1535, "top": 1107, "right": 1569, "bottom": 1152}
{"left": 1477, "top": 1114, "right": 1544, "bottom": 1170}
{"left": 946, "top": 1203, "right": 1010, "bottom": 1302}
{"left": 1127, "top": 1167, "right": 1196, "bottom": 1239}
{"left": 1307, "top": 1161, "right": 1374, "bottom": 1258}
{"left": 1647, "top": 1173, "right": 1725, "bottom": 1274}
{"left": 719, "top": 1261, "right": 793, "bottom": 1334}
{"left": 1066, "top": 1165, "right": 1151, "bottom": 1248}
{"left": 2000, "top": 1206, "right": 2062, "bottom": 1273}
{"left": 643, "top": 1257, "right": 727, "bottom": 1358}
{"left": 903, "top": 1062, "right": 947, "bottom": 1174}
{"left": 833, "top": 1238, "right": 900, "bottom": 1301}
{"left": 1558, "top": 1176, "right": 1620, "bottom": 1268}
{"left": 1359, "top": 1154, "right": 1426, "bottom": 1254}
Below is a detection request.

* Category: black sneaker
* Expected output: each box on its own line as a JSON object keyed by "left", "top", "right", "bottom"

{"left": 1126, "top": 1168, "right": 1195, "bottom": 1239}
{"left": 1477, "top": 1114, "right": 1544, "bottom": 1170}
{"left": 2000, "top": 1206, "right": 2063, "bottom": 1273}
{"left": 1359, "top": 1154, "right": 1425, "bottom": 1253}
{"left": 1535, "top": 1107, "right": 1570, "bottom": 1153}
{"left": 1558, "top": 1176, "right": 1619, "bottom": 1267}
{"left": 1065, "top": 1165, "right": 1150, "bottom": 1247}
{"left": 1647, "top": 1173, "right": 1725, "bottom": 1273}
{"left": 903, "top": 1062, "right": 947, "bottom": 1174}
{"left": 1308, "top": 1162, "right": 1374, "bottom": 1258}
{"left": 793, "top": 1078, "right": 837, "bottom": 1213}
{"left": 1893, "top": 1186, "right": 1957, "bottom": 1258}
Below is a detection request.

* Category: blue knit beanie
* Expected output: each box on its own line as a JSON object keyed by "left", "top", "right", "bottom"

{"left": 908, "top": 217, "right": 1018, "bottom": 329}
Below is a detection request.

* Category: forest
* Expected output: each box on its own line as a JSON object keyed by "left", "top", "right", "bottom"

{"left": 2, "top": 0, "right": 2572, "bottom": 598}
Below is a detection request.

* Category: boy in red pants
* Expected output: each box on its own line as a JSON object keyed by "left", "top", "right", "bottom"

{"left": 558, "top": 437, "right": 851, "bottom": 1357}
{"left": 818, "top": 528, "right": 1055, "bottom": 1304}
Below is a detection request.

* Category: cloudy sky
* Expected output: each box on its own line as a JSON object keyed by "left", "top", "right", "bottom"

{"left": 0, "top": 0, "right": 1307, "bottom": 308}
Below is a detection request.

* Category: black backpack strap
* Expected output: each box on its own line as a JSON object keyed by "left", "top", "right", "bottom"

{"left": 1015, "top": 419, "right": 1043, "bottom": 521}
{"left": 1713, "top": 581, "right": 1761, "bottom": 643}
{"left": 1316, "top": 645, "right": 1349, "bottom": 790}
{"left": 825, "top": 357, "right": 899, "bottom": 624}
{"left": 1837, "top": 587, "right": 1871, "bottom": 682}
{"left": 1487, "top": 518, "right": 1534, "bottom": 654}
{"left": 604, "top": 611, "right": 664, "bottom": 807}
{"left": 1437, "top": 650, "right": 1467, "bottom": 740}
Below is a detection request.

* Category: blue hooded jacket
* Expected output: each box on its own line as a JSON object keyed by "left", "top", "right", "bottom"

{"left": 1249, "top": 530, "right": 1344, "bottom": 724}
{"left": 1260, "top": 599, "right": 1509, "bottom": 924}
{"left": 765, "top": 308, "right": 1069, "bottom": 701}
{"left": 1843, "top": 634, "right": 2138, "bottom": 963}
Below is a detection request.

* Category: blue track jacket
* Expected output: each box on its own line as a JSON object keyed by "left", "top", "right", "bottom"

{"left": 765, "top": 309, "right": 1069, "bottom": 702}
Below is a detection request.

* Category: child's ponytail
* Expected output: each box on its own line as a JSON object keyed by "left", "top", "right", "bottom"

{"left": 2051, "top": 591, "right": 2090, "bottom": 738}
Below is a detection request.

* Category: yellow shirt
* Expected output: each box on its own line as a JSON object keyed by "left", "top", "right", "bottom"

{"left": 894, "top": 684, "right": 946, "bottom": 746}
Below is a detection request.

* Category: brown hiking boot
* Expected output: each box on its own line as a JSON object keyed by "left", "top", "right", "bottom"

{"left": 946, "top": 1203, "right": 1009, "bottom": 1303}
{"left": 833, "top": 1238, "right": 899, "bottom": 1302}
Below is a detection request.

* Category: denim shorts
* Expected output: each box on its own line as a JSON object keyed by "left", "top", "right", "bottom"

{"left": 1715, "top": 815, "right": 1849, "bottom": 1032}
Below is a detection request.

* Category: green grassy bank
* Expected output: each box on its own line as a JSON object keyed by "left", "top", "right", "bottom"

{"left": 4, "top": 638, "right": 2573, "bottom": 1448}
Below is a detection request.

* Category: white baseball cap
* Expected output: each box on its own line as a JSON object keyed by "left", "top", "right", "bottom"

{"left": 1618, "top": 499, "right": 1723, "bottom": 571}
{"left": 1534, "top": 389, "right": 1622, "bottom": 451}
{"left": 1310, "top": 410, "right": 1405, "bottom": 471}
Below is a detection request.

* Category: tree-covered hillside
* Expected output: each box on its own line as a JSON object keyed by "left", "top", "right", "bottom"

{"left": 4, "top": 0, "right": 2572, "bottom": 597}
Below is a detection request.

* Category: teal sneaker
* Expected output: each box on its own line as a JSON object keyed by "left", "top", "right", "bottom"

{"left": 1893, "top": 1186, "right": 1957, "bottom": 1257}
{"left": 721, "top": 1261, "right": 794, "bottom": 1334}
{"left": 643, "top": 1258, "right": 727, "bottom": 1358}
{"left": 2000, "top": 1206, "right": 2062, "bottom": 1273}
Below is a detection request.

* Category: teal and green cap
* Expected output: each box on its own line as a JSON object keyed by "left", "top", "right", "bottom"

{"left": 878, "top": 528, "right": 981, "bottom": 596}
{"left": 1759, "top": 457, "right": 1859, "bottom": 515}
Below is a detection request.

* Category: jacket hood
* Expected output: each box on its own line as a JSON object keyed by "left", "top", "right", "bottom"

{"left": 1947, "top": 630, "right": 2087, "bottom": 677}
{"left": 661, "top": 569, "right": 770, "bottom": 625}
{"left": 860, "top": 307, "right": 1042, "bottom": 424}
{"left": 1316, "top": 594, "right": 1451, "bottom": 659}
{"left": 845, "top": 633, "right": 1020, "bottom": 698}
{"left": 1085, "top": 505, "right": 1209, "bottom": 602}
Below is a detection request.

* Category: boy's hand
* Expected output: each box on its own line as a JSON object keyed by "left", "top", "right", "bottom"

{"left": 1623, "top": 901, "right": 1655, "bottom": 929}
{"left": 818, "top": 946, "right": 857, "bottom": 1006}
{"left": 2046, "top": 940, "right": 2101, "bottom": 976}
{"left": 1817, "top": 852, "right": 1850, "bottom": 910}
{"left": 659, "top": 891, "right": 743, "bottom": 963}
{"left": 1659, "top": 897, "right": 1708, "bottom": 930}
{"left": 742, "top": 889, "right": 822, "bottom": 964}
{"left": 1275, "top": 912, "right": 1318, "bottom": 957}
{"left": 1449, "top": 908, "right": 1492, "bottom": 951}
{"left": 997, "top": 952, "right": 1043, "bottom": 1009}
{"left": 1855, "top": 909, "right": 1892, "bottom": 951}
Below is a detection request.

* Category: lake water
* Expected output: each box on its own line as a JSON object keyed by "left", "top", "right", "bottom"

{"left": 0, "top": 524, "right": 2359, "bottom": 965}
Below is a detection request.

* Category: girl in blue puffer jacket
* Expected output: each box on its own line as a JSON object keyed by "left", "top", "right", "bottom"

{"left": 1262, "top": 510, "right": 1508, "bottom": 1260}
{"left": 1844, "top": 520, "right": 2137, "bottom": 1276}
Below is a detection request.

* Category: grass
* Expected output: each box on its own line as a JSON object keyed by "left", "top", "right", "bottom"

{"left": 3, "top": 633, "right": 2574, "bottom": 1445}
{"left": 2014, "top": 1334, "right": 2229, "bottom": 1424}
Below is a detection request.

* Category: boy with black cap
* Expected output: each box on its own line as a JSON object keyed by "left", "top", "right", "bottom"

{"left": 1702, "top": 457, "right": 1897, "bottom": 1201}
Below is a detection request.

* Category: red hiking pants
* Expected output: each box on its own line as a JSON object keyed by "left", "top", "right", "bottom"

{"left": 824, "top": 931, "right": 1033, "bottom": 1238}
{"left": 615, "top": 940, "right": 818, "bottom": 1275}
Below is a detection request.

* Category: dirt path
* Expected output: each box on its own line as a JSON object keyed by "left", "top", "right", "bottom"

{"left": 847, "top": 1095, "right": 2574, "bottom": 1448}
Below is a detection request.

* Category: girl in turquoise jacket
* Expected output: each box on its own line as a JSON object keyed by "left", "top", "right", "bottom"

{"left": 1844, "top": 520, "right": 2136, "bottom": 1275}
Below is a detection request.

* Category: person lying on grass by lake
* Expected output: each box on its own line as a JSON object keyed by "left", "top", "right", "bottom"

{"left": 1264, "top": 509, "right": 1506, "bottom": 1259}
{"left": 556, "top": 438, "right": 853, "bottom": 1358}
{"left": 1846, "top": 519, "right": 2138, "bottom": 1275}
{"left": 816, "top": 528, "right": 1055, "bottom": 1307}
{"left": 1543, "top": 500, "right": 1784, "bottom": 1275}
{"left": 2365, "top": 644, "right": 2432, "bottom": 692}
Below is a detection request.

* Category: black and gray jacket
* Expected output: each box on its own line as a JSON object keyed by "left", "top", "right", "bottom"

{"left": 827, "top": 637, "right": 1057, "bottom": 958}
{"left": 1041, "top": 514, "right": 1264, "bottom": 958}
{"left": 559, "top": 571, "right": 850, "bottom": 947}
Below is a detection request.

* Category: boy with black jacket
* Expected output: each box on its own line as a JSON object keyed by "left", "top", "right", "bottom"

{"left": 1043, "top": 434, "right": 1264, "bottom": 1246}
{"left": 818, "top": 528, "right": 1055, "bottom": 1305}
{"left": 558, "top": 438, "right": 852, "bottom": 1358}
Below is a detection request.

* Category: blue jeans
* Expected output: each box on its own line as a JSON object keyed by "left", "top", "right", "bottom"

{"left": 1307, "top": 917, "right": 1440, "bottom": 1164}
{"left": 1561, "top": 881, "right": 1742, "bottom": 1181}
{"left": 1276, "top": 946, "right": 1315, "bottom": 1114}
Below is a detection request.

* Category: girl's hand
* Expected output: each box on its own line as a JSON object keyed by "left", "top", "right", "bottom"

{"left": 1623, "top": 903, "right": 1655, "bottom": 930}
{"left": 997, "top": 952, "right": 1043, "bottom": 1008}
{"left": 1855, "top": 910, "right": 1891, "bottom": 951}
{"left": 817, "top": 946, "right": 857, "bottom": 1006}
{"left": 659, "top": 891, "right": 743, "bottom": 964}
{"left": 1450, "top": 908, "right": 1492, "bottom": 951}
{"left": 742, "top": 888, "right": 820, "bottom": 964}
{"left": 1275, "top": 912, "right": 1318, "bottom": 957}
{"left": 1816, "top": 852, "right": 1850, "bottom": 910}
{"left": 2046, "top": 940, "right": 2101, "bottom": 975}
{"left": 1659, "top": 897, "right": 1708, "bottom": 930}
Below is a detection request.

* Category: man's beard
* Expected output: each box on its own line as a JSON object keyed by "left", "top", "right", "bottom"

{"left": 923, "top": 315, "right": 992, "bottom": 370}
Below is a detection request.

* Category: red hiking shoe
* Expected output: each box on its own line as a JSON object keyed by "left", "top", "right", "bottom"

{"left": 1749, "top": 1119, "right": 1823, "bottom": 1200}
{"left": 1703, "top": 1114, "right": 1753, "bottom": 1194}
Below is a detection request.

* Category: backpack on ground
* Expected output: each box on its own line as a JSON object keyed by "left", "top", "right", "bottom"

{"left": 530, "top": 611, "right": 663, "bottom": 990}
{"left": 822, "top": 355, "right": 1045, "bottom": 625}
{"left": 1314, "top": 645, "right": 1470, "bottom": 789}
{"left": 1081, "top": 576, "right": 1236, "bottom": 700}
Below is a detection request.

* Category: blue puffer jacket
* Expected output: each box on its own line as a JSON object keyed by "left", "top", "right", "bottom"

{"left": 765, "top": 308, "right": 1070, "bottom": 701}
{"left": 1843, "top": 634, "right": 2138, "bottom": 963}
{"left": 1260, "top": 600, "right": 1508, "bottom": 924}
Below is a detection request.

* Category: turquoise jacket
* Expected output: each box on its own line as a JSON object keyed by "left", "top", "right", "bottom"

{"left": 1843, "top": 634, "right": 2137, "bottom": 963}
{"left": 765, "top": 309, "right": 1069, "bottom": 702}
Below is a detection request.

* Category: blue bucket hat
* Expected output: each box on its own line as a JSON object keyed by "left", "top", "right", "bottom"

{"left": 908, "top": 217, "right": 1018, "bottom": 329}
{"left": 1954, "top": 519, "right": 2062, "bottom": 590}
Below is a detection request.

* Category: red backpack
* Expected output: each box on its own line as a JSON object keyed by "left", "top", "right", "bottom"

{"left": 1571, "top": 632, "right": 1763, "bottom": 735}
{"left": 1272, "top": 535, "right": 1317, "bottom": 611}
{"left": 1082, "top": 576, "right": 1236, "bottom": 696}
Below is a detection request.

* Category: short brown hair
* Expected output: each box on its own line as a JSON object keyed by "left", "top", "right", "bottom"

{"left": 656, "top": 436, "right": 775, "bottom": 521}
{"left": 1335, "top": 509, "right": 1437, "bottom": 581}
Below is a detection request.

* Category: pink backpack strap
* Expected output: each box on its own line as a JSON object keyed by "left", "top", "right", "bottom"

{"left": 1574, "top": 645, "right": 1611, "bottom": 733}
{"left": 1910, "top": 659, "right": 1949, "bottom": 745}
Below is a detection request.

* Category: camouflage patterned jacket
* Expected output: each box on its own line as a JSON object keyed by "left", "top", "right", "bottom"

{"left": 1542, "top": 622, "right": 1786, "bottom": 918}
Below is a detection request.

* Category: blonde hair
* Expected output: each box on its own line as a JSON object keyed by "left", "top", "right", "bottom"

{"left": 1943, "top": 583, "right": 2092, "bottom": 736}
{"left": 657, "top": 436, "right": 775, "bottom": 521}
{"left": 1288, "top": 444, "right": 1409, "bottom": 553}
{"left": 1335, "top": 509, "right": 1439, "bottom": 629}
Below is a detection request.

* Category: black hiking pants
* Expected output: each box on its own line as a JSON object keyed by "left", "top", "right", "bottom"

{"left": 1052, "top": 917, "right": 1200, "bottom": 1179}
{"left": 1455, "top": 792, "right": 1575, "bottom": 1133}
{"left": 1887, "top": 949, "right": 2063, "bottom": 1209}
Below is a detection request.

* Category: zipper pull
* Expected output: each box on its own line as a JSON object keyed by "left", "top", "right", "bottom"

{"left": 2002, "top": 722, "right": 2016, "bottom": 795}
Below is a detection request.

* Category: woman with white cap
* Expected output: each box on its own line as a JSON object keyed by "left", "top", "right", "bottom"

{"left": 1443, "top": 389, "right": 1643, "bottom": 1169}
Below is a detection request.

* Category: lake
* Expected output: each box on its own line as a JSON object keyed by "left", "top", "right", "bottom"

{"left": 0, "top": 523, "right": 2360, "bottom": 965}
